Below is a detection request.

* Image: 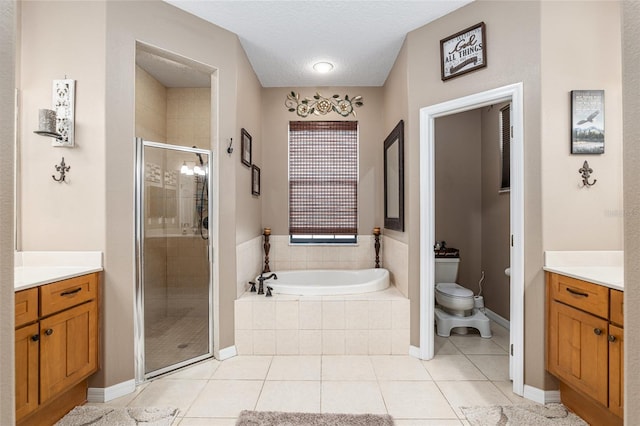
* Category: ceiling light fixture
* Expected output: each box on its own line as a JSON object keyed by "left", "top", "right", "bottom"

{"left": 313, "top": 62, "right": 334, "bottom": 73}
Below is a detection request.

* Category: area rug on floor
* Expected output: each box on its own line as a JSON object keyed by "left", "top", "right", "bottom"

{"left": 461, "top": 403, "right": 588, "bottom": 426}
{"left": 54, "top": 406, "right": 179, "bottom": 426}
{"left": 235, "top": 410, "right": 395, "bottom": 426}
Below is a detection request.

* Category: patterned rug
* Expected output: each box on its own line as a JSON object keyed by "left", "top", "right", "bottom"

{"left": 461, "top": 403, "right": 588, "bottom": 426}
{"left": 235, "top": 410, "right": 395, "bottom": 425}
{"left": 54, "top": 406, "right": 178, "bottom": 426}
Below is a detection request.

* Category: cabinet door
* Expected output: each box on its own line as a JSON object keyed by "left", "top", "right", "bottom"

{"left": 39, "top": 301, "right": 98, "bottom": 403}
{"left": 548, "top": 300, "right": 609, "bottom": 406}
{"left": 15, "top": 323, "right": 39, "bottom": 420}
{"left": 609, "top": 324, "right": 624, "bottom": 418}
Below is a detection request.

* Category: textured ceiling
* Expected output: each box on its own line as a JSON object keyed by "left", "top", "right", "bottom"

{"left": 165, "top": 0, "right": 473, "bottom": 87}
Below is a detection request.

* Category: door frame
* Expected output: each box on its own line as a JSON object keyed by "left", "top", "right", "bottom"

{"left": 418, "top": 83, "right": 524, "bottom": 396}
{"left": 134, "top": 138, "right": 215, "bottom": 382}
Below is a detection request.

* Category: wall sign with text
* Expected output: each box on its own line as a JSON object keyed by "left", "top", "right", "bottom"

{"left": 440, "top": 22, "right": 486, "bottom": 81}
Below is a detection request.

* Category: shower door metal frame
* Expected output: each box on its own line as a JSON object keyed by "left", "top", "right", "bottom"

{"left": 134, "top": 138, "right": 214, "bottom": 382}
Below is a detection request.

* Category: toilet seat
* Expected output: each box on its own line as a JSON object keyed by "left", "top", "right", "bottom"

{"left": 436, "top": 282, "right": 474, "bottom": 298}
{"left": 435, "top": 282, "right": 475, "bottom": 312}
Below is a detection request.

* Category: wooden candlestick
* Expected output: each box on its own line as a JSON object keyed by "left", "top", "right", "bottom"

{"left": 263, "top": 227, "right": 271, "bottom": 273}
{"left": 373, "top": 227, "right": 381, "bottom": 268}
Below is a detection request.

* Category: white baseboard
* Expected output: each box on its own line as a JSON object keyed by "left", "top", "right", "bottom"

{"left": 87, "top": 379, "right": 136, "bottom": 403}
{"left": 523, "top": 385, "right": 561, "bottom": 404}
{"left": 217, "top": 345, "right": 237, "bottom": 361}
{"left": 484, "top": 308, "right": 510, "bottom": 330}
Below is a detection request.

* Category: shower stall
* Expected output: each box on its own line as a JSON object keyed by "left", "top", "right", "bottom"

{"left": 135, "top": 138, "right": 213, "bottom": 380}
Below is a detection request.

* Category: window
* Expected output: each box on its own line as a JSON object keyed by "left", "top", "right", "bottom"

{"left": 500, "top": 104, "right": 511, "bottom": 191}
{"left": 289, "top": 121, "right": 358, "bottom": 243}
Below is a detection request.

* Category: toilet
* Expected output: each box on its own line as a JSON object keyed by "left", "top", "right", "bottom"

{"left": 434, "top": 257, "right": 492, "bottom": 338}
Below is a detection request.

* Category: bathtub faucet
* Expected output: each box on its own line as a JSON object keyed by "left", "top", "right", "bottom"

{"left": 257, "top": 272, "right": 278, "bottom": 295}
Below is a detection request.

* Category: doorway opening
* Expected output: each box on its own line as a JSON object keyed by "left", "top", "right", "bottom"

{"left": 419, "top": 83, "right": 524, "bottom": 396}
{"left": 133, "top": 42, "right": 218, "bottom": 382}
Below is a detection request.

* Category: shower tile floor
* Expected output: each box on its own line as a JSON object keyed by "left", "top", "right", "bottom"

{"left": 91, "top": 321, "right": 535, "bottom": 425}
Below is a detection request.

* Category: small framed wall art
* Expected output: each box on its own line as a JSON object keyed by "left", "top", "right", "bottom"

{"left": 440, "top": 22, "right": 486, "bottom": 81}
{"left": 251, "top": 165, "right": 261, "bottom": 196}
{"left": 241, "top": 128, "right": 252, "bottom": 167}
{"left": 571, "top": 90, "right": 604, "bottom": 154}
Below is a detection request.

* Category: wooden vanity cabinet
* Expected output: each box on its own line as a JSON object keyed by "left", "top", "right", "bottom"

{"left": 14, "top": 273, "right": 99, "bottom": 426}
{"left": 546, "top": 272, "right": 623, "bottom": 425}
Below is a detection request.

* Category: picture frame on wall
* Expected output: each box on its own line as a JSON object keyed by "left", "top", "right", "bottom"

{"left": 440, "top": 22, "right": 487, "bottom": 81}
{"left": 571, "top": 90, "right": 605, "bottom": 154}
{"left": 241, "top": 128, "right": 252, "bottom": 167}
{"left": 251, "top": 164, "right": 261, "bottom": 196}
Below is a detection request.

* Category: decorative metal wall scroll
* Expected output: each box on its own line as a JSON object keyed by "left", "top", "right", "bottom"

{"left": 285, "top": 92, "right": 363, "bottom": 117}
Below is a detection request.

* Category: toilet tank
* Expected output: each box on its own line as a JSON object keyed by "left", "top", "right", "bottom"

{"left": 435, "top": 258, "right": 460, "bottom": 283}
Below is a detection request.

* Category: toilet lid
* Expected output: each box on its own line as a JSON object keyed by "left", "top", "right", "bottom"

{"left": 436, "top": 282, "right": 474, "bottom": 298}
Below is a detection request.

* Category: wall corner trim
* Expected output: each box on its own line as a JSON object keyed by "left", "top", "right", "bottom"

{"left": 87, "top": 379, "right": 136, "bottom": 403}
{"left": 408, "top": 345, "right": 422, "bottom": 359}
{"left": 523, "top": 385, "right": 561, "bottom": 404}
{"left": 217, "top": 345, "right": 237, "bottom": 361}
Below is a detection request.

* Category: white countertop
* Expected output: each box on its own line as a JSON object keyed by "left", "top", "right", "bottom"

{"left": 15, "top": 251, "right": 103, "bottom": 292}
{"left": 543, "top": 250, "right": 623, "bottom": 291}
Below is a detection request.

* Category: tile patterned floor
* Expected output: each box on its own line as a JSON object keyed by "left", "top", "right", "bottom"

{"left": 92, "top": 322, "right": 534, "bottom": 425}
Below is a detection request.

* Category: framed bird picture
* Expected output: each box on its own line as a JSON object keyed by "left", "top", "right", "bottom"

{"left": 571, "top": 90, "right": 604, "bottom": 154}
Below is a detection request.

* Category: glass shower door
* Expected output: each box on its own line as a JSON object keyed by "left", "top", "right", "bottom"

{"left": 136, "top": 139, "right": 212, "bottom": 380}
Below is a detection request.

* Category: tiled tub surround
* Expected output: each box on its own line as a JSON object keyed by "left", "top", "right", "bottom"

{"left": 267, "top": 235, "right": 378, "bottom": 272}
{"left": 381, "top": 236, "right": 408, "bottom": 297}
{"left": 236, "top": 236, "right": 264, "bottom": 298}
{"left": 234, "top": 287, "right": 410, "bottom": 355}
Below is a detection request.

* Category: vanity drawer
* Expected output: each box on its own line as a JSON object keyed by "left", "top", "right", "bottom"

{"left": 610, "top": 290, "right": 624, "bottom": 326}
{"left": 15, "top": 288, "right": 38, "bottom": 328}
{"left": 549, "top": 273, "right": 609, "bottom": 318}
{"left": 40, "top": 273, "right": 98, "bottom": 317}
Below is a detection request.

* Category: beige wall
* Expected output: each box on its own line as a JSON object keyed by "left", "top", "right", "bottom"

{"left": 622, "top": 1, "right": 640, "bottom": 423}
{"left": 103, "top": 0, "right": 258, "bottom": 386}
{"left": 397, "top": 0, "right": 623, "bottom": 391}
{"left": 382, "top": 43, "right": 409, "bottom": 245}
{"left": 261, "top": 87, "right": 385, "bottom": 236}
{"left": 0, "top": 1, "right": 16, "bottom": 424}
{"left": 17, "top": 0, "right": 261, "bottom": 389}
{"left": 435, "top": 110, "right": 482, "bottom": 290}
{"left": 541, "top": 1, "right": 623, "bottom": 250}
{"left": 167, "top": 88, "right": 211, "bottom": 149}
{"left": 403, "top": 0, "right": 545, "bottom": 387}
{"left": 19, "top": 0, "right": 106, "bottom": 251}
{"left": 481, "top": 102, "right": 510, "bottom": 320}
{"left": 235, "top": 44, "right": 263, "bottom": 245}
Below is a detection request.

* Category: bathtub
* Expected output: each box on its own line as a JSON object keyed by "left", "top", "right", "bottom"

{"left": 257, "top": 268, "right": 390, "bottom": 296}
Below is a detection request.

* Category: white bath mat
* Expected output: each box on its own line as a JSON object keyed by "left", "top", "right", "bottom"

{"left": 54, "top": 405, "right": 178, "bottom": 426}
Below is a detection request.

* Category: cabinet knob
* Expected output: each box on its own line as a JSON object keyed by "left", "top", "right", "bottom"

{"left": 44, "top": 328, "right": 54, "bottom": 336}
{"left": 593, "top": 328, "right": 602, "bottom": 336}
{"left": 31, "top": 334, "right": 39, "bottom": 342}
{"left": 608, "top": 335, "right": 617, "bottom": 342}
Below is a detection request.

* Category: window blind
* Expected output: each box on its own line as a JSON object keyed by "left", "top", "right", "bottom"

{"left": 500, "top": 105, "right": 511, "bottom": 190}
{"left": 289, "top": 121, "right": 358, "bottom": 235}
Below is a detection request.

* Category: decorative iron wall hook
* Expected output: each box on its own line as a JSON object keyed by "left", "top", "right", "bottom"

{"left": 227, "top": 137, "right": 234, "bottom": 154}
{"left": 52, "top": 157, "right": 70, "bottom": 183}
{"left": 579, "top": 160, "right": 596, "bottom": 187}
